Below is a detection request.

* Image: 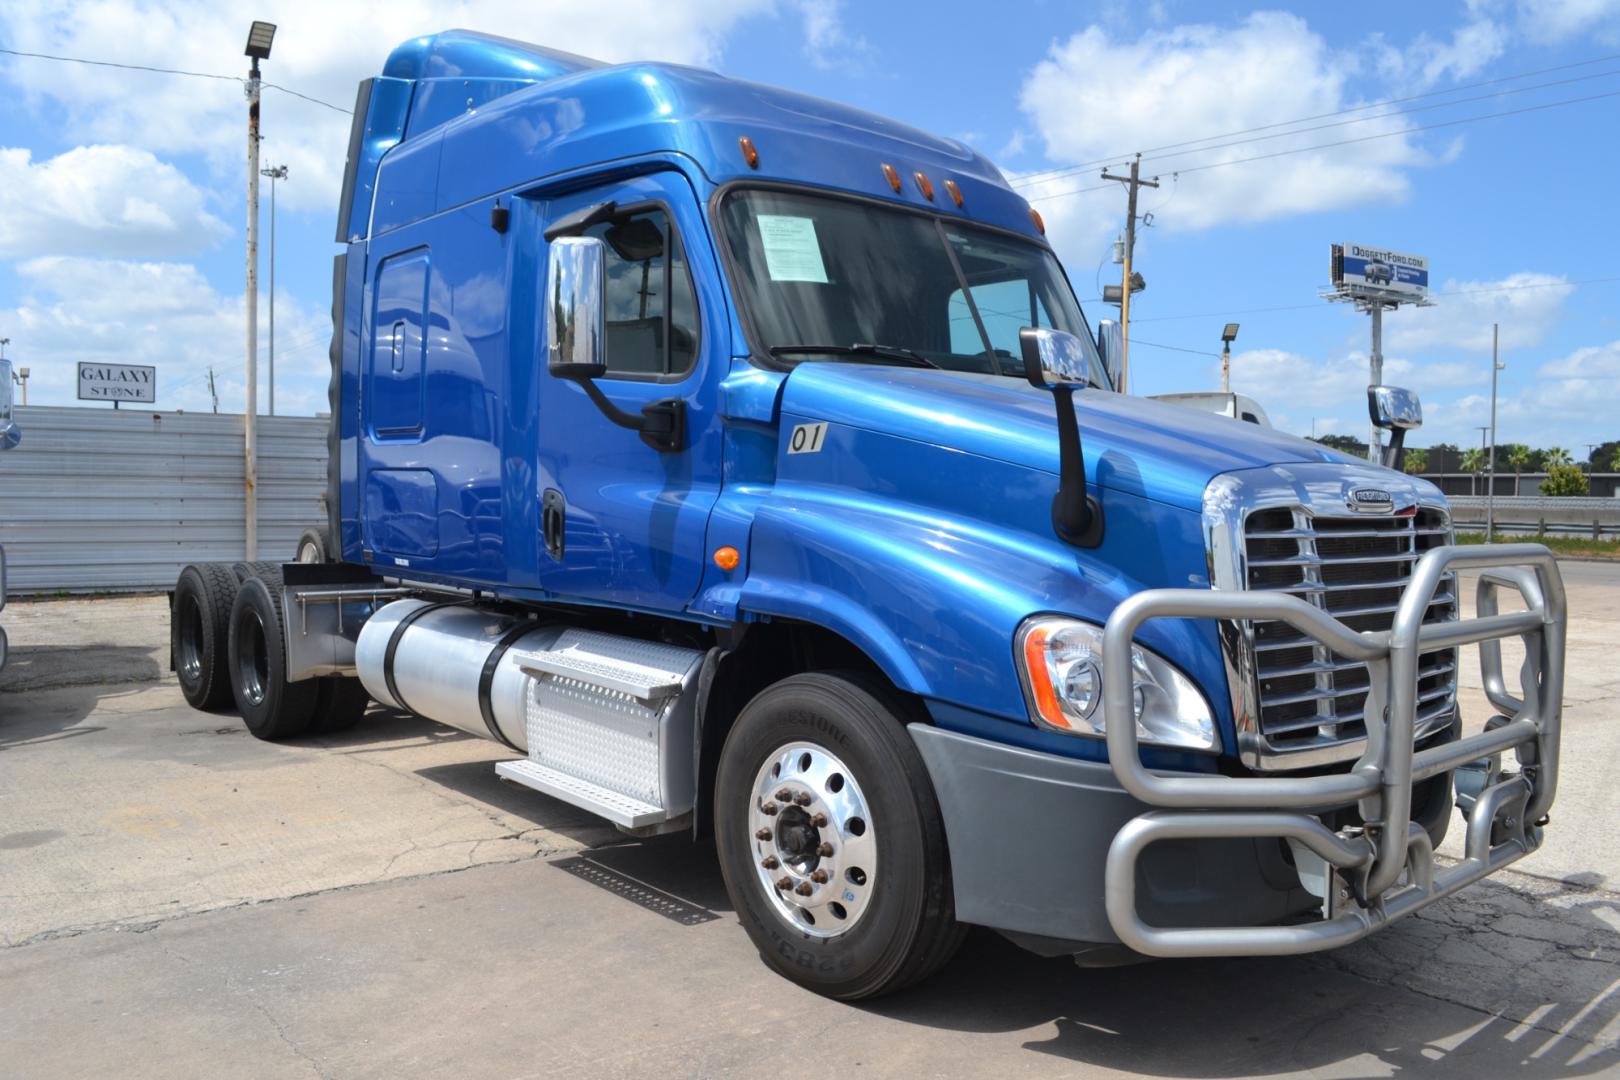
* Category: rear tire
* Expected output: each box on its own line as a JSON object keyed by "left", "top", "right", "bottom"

{"left": 309, "top": 676, "right": 370, "bottom": 734}
{"left": 714, "top": 672, "right": 964, "bottom": 999}
{"left": 172, "top": 563, "right": 239, "bottom": 710}
{"left": 295, "top": 526, "right": 330, "bottom": 564}
{"left": 228, "top": 575, "right": 318, "bottom": 740}
{"left": 231, "top": 560, "right": 281, "bottom": 584}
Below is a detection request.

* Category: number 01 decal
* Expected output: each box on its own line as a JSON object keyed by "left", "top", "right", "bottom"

{"left": 787, "top": 422, "right": 829, "bottom": 454}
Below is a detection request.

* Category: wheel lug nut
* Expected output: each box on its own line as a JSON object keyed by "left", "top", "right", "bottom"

{"left": 762, "top": 856, "right": 779, "bottom": 870}
{"left": 793, "top": 792, "right": 812, "bottom": 807}
{"left": 775, "top": 876, "right": 792, "bottom": 891}
{"left": 811, "top": 813, "right": 828, "bottom": 828}
{"left": 775, "top": 788, "right": 792, "bottom": 802}
{"left": 755, "top": 827, "right": 772, "bottom": 841}
{"left": 761, "top": 801, "right": 778, "bottom": 816}
{"left": 810, "top": 869, "right": 828, "bottom": 884}
{"left": 795, "top": 882, "right": 813, "bottom": 896}
{"left": 816, "top": 842, "right": 834, "bottom": 857}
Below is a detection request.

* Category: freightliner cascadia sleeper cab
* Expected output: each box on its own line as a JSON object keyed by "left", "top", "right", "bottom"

{"left": 170, "top": 31, "right": 1569, "bottom": 999}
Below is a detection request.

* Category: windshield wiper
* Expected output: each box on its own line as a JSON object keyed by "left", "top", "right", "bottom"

{"left": 769, "top": 343, "right": 941, "bottom": 369}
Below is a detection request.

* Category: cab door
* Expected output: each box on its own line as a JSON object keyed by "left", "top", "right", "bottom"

{"left": 533, "top": 171, "right": 725, "bottom": 613}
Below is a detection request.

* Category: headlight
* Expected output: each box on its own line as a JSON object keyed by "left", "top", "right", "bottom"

{"left": 1015, "top": 616, "right": 1218, "bottom": 751}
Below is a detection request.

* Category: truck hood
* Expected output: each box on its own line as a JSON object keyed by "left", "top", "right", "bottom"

{"left": 777, "top": 364, "right": 1358, "bottom": 511}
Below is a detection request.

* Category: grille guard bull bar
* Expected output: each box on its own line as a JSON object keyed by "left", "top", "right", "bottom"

{"left": 1101, "top": 543, "right": 1566, "bottom": 957}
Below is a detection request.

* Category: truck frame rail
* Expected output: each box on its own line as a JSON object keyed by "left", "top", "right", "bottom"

{"left": 1101, "top": 542, "right": 1565, "bottom": 957}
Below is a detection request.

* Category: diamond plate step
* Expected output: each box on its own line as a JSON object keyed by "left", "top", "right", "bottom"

{"left": 496, "top": 759, "right": 669, "bottom": 829}
{"left": 514, "top": 629, "right": 696, "bottom": 702}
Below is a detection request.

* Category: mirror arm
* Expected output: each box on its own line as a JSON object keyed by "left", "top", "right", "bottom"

{"left": 1383, "top": 427, "right": 1407, "bottom": 472}
{"left": 1050, "top": 384, "right": 1103, "bottom": 546}
{"left": 576, "top": 378, "right": 685, "bottom": 453}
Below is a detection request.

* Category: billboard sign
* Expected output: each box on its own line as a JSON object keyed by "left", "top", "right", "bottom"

{"left": 1332, "top": 243, "right": 1428, "bottom": 301}
{"left": 78, "top": 362, "right": 156, "bottom": 403}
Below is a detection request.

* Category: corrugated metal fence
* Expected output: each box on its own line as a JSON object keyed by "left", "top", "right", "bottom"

{"left": 0, "top": 405, "right": 328, "bottom": 594}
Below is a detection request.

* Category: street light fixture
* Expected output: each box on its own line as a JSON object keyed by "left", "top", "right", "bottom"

{"left": 245, "top": 21, "right": 276, "bottom": 61}
{"left": 1220, "top": 323, "right": 1239, "bottom": 393}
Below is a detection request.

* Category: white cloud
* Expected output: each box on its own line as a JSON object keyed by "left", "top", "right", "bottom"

{"left": 1540, "top": 337, "right": 1620, "bottom": 379}
{"left": 0, "top": 0, "right": 776, "bottom": 216}
{"left": 1015, "top": 13, "right": 1440, "bottom": 258}
{"left": 1371, "top": 18, "right": 1507, "bottom": 89}
{"left": 3, "top": 256, "right": 327, "bottom": 415}
{"left": 1512, "top": 0, "right": 1620, "bottom": 43}
{"left": 793, "top": 0, "right": 874, "bottom": 71}
{"left": 1384, "top": 272, "right": 1574, "bottom": 352}
{"left": 0, "top": 145, "right": 228, "bottom": 258}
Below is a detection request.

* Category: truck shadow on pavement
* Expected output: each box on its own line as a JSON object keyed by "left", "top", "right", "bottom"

{"left": 580, "top": 832, "right": 1619, "bottom": 1078}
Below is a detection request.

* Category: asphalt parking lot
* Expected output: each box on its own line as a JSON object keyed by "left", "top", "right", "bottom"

{"left": 2, "top": 564, "right": 1618, "bottom": 1079}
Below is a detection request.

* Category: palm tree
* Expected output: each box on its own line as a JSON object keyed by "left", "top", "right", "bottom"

{"left": 1403, "top": 448, "right": 1428, "bottom": 475}
{"left": 1507, "top": 444, "right": 1532, "bottom": 496}
{"left": 1544, "top": 446, "right": 1573, "bottom": 467}
{"left": 1461, "top": 448, "right": 1487, "bottom": 495}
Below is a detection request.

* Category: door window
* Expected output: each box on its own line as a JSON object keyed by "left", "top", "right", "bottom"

{"left": 580, "top": 208, "right": 698, "bottom": 378}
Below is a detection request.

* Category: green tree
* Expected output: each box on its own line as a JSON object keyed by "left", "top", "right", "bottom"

{"left": 1506, "top": 444, "right": 1533, "bottom": 496}
{"left": 1461, "top": 448, "right": 1487, "bottom": 495}
{"left": 1403, "top": 447, "right": 1428, "bottom": 475}
{"left": 1544, "top": 446, "right": 1573, "bottom": 467}
{"left": 1606, "top": 444, "right": 1620, "bottom": 472}
{"left": 1541, "top": 461, "right": 1590, "bottom": 497}
{"left": 1309, "top": 434, "right": 1365, "bottom": 456}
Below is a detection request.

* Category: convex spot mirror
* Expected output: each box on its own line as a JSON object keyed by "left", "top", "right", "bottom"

{"left": 1369, "top": 385, "right": 1422, "bottom": 431}
{"left": 1019, "top": 327, "right": 1092, "bottom": 390}
{"left": 546, "top": 235, "right": 607, "bottom": 382}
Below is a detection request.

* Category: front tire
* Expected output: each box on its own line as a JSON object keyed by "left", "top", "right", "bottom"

{"left": 714, "top": 672, "right": 963, "bottom": 999}
{"left": 228, "top": 575, "right": 319, "bottom": 740}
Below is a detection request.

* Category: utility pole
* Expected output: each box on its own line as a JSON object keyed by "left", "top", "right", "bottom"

{"left": 1474, "top": 425, "right": 1490, "bottom": 498}
{"left": 260, "top": 164, "right": 287, "bottom": 416}
{"left": 1488, "top": 324, "right": 1503, "bottom": 542}
{"left": 1368, "top": 301, "right": 1391, "bottom": 462}
{"left": 1220, "top": 323, "right": 1240, "bottom": 393}
{"left": 1101, "top": 155, "right": 1158, "bottom": 394}
{"left": 208, "top": 367, "right": 220, "bottom": 414}
{"left": 243, "top": 20, "right": 276, "bottom": 561}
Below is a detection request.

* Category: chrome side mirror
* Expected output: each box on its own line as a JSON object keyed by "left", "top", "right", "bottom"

{"left": 1369, "top": 385, "right": 1422, "bottom": 431}
{"left": 0, "top": 359, "right": 18, "bottom": 451}
{"left": 546, "top": 236, "right": 607, "bottom": 382}
{"left": 1020, "top": 327, "right": 1092, "bottom": 390}
{"left": 1096, "top": 320, "right": 1123, "bottom": 391}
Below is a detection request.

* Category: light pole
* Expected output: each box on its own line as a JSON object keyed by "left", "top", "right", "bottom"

{"left": 1487, "top": 323, "right": 1504, "bottom": 542}
{"left": 244, "top": 19, "right": 275, "bottom": 561}
{"left": 1220, "top": 323, "right": 1239, "bottom": 393}
{"left": 260, "top": 164, "right": 287, "bottom": 417}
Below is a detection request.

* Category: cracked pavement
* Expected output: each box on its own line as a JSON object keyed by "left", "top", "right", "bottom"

{"left": 1, "top": 564, "right": 1618, "bottom": 1078}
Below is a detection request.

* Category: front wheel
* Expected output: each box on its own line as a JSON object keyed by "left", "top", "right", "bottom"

{"left": 714, "top": 672, "right": 964, "bottom": 999}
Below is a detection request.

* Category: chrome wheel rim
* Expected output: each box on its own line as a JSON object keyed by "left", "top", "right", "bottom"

{"left": 296, "top": 540, "right": 320, "bottom": 563}
{"left": 747, "top": 741, "right": 877, "bottom": 939}
{"left": 237, "top": 611, "right": 269, "bottom": 707}
{"left": 177, "top": 595, "right": 205, "bottom": 684}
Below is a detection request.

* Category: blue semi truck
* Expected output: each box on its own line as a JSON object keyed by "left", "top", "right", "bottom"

{"left": 171, "top": 31, "right": 1568, "bottom": 998}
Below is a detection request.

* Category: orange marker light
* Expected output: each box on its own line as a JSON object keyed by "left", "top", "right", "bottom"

{"left": 881, "top": 163, "right": 902, "bottom": 192}
{"left": 713, "top": 546, "right": 741, "bottom": 571}
{"left": 944, "top": 179, "right": 963, "bottom": 208}
{"left": 738, "top": 135, "right": 760, "bottom": 169}
{"left": 1020, "top": 625, "right": 1070, "bottom": 729}
{"left": 1029, "top": 207, "right": 1046, "bottom": 235}
{"left": 914, "top": 171, "right": 934, "bottom": 201}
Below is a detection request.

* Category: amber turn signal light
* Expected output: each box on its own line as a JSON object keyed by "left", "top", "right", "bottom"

{"left": 1029, "top": 207, "right": 1046, "bottom": 235}
{"left": 881, "top": 163, "right": 901, "bottom": 192}
{"left": 738, "top": 136, "right": 759, "bottom": 169}
{"left": 944, "top": 179, "right": 963, "bottom": 208}
{"left": 713, "top": 546, "right": 741, "bottom": 571}
{"left": 1019, "top": 623, "right": 1070, "bottom": 730}
{"left": 914, "top": 171, "right": 934, "bottom": 201}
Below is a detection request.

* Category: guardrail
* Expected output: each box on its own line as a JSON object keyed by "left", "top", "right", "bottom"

{"left": 1099, "top": 543, "right": 1564, "bottom": 957}
{"left": 1447, "top": 497, "right": 1620, "bottom": 539}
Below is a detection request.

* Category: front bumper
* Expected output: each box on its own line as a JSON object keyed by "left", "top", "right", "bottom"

{"left": 915, "top": 543, "right": 1564, "bottom": 958}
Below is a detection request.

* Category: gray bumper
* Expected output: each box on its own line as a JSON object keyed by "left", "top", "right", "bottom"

{"left": 909, "top": 725, "right": 1315, "bottom": 950}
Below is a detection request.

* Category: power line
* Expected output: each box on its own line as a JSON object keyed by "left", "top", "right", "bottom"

{"left": 0, "top": 46, "right": 352, "bottom": 113}
{"left": 1129, "top": 338, "right": 1222, "bottom": 358}
{"left": 1026, "top": 87, "right": 1620, "bottom": 203}
{"left": 1012, "top": 64, "right": 1620, "bottom": 190}
{"left": 1131, "top": 275, "right": 1620, "bottom": 325}
{"left": 1008, "top": 50, "right": 1620, "bottom": 187}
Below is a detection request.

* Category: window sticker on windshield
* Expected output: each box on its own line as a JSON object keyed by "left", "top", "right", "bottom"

{"left": 757, "top": 215, "right": 829, "bottom": 284}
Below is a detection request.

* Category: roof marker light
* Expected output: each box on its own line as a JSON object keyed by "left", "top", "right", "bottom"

{"left": 914, "top": 171, "right": 934, "bottom": 201}
{"left": 1030, "top": 207, "right": 1046, "bottom": 235}
{"left": 881, "top": 163, "right": 901, "bottom": 192}
{"left": 944, "top": 179, "right": 963, "bottom": 208}
{"left": 738, "top": 136, "right": 760, "bottom": 169}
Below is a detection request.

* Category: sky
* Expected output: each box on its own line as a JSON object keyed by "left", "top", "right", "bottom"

{"left": 1, "top": 0, "right": 1618, "bottom": 454}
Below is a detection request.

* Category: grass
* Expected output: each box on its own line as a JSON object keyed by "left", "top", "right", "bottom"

{"left": 1455, "top": 531, "right": 1620, "bottom": 560}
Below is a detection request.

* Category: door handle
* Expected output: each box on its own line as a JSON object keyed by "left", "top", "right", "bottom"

{"left": 391, "top": 321, "right": 406, "bottom": 372}
{"left": 542, "top": 488, "right": 566, "bottom": 561}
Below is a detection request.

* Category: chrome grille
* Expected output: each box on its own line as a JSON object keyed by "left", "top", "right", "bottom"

{"left": 1240, "top": 505, "right": 1457, "bottom": 759}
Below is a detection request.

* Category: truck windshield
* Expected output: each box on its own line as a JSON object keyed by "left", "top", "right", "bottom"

{"left": 718, "top": 188, "right": 1107, "bottom": 386}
